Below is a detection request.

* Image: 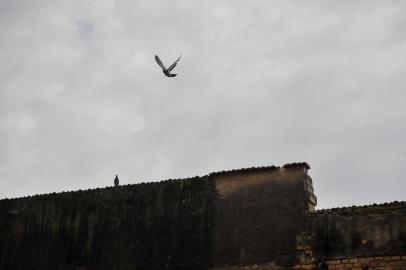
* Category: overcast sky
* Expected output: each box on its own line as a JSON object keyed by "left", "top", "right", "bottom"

{"left": 1, "top": 0, "right": 405, "bottom": 209}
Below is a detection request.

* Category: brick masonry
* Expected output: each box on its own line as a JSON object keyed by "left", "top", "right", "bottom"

{"left": 323, "top": 256, "right": 406, "bottom": 270}
{"left": 211, "top": 256, "right": 406, "bottom": 270}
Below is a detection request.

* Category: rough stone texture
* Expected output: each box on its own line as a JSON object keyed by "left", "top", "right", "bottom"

{"left": 1, "top": 162, "right": 406, "bottom": 270}
{"left": 0, "top": 163, "right": 315, "bottom": 270}
{"left": 211, "top": 256, "right": 406, "bottom": 270}
{"left": 212, "top": 165, "right": 315, "bottom": 268}
{"left": 310, "top": 202, "right": 406, "bottom": 259}
{"left": 0, "top": 177, "right": 216, "bottom": 270}
{"left": 323, "top": 255, "right": 406, "bottom": 270}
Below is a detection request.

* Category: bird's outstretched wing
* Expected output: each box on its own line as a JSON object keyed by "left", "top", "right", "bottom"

{"left": 155, "top": 55, "right": 166, "bottom": 70}
{"left": 168, "top": 53, "right": 181, "bottom": 71}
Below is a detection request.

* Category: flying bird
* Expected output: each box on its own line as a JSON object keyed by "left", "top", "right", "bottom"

{"left": 155, "top": 54, "right": 182, "bottom": 77}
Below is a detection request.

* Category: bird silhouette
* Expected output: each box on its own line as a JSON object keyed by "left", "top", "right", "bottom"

{"left": 114, "top": 174, "right": 119, "bottom": 187}
{"left": 155, "top": 54, "right": 181, "bottom": 77}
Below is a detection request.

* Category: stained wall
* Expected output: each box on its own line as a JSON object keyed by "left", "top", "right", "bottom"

{"left": 0, "top": 177, "right": 215, "bottom": 270}
{"left": 2, "top": 163, "right": 405, "bottom": 270}
{"left": 309, "top": 202, "right": 406, "bottom": 270}
{"left": 212, "top": 164, "right": 315, "bottom": 267}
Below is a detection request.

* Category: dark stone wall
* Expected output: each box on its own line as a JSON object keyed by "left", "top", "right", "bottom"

{"left": 0, "top": 163, "right": 318, "bottom": 270}
{"left": 212, "top": 166, "right": 314, "bottom": 267}
{"left": 3, "top": 163, "right": 405, "bottom": 270}
{"left": 310, "top": 202, "right": 406, "bottom": 259}
{"left": 0, "top": 177, "right": 216, "bottom": 270}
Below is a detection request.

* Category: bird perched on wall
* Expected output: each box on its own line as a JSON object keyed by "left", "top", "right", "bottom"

{"left": 155, "top": 54, "right": 182, "bottom": 77}
{"left": 114, "top": 174, "right": 119, "bottom": 187}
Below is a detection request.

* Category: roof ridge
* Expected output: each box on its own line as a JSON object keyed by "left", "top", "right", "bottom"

{"left": 0, "top": 162, "right": 310, "bottom": 201}
{"left": 0, "top": 175, "right": 205, "bottom": 202}
{"left": 316, "top": 200, "right": 406, "bottom": 214}
{"left": 209, "top": 162, "right": 310, "bottom": 176}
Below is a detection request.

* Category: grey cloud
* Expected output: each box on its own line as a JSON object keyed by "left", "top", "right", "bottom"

{"left": 1, "top": 0, "right": 405, "bottom": 209}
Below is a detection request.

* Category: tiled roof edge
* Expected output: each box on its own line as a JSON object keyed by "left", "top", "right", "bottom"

{"left": 0, "top": 162, "right": 310, "bottom": 201}
{"left": 0, "top": 175, "right": 205, "bottom": 202}
{"left": 209, "top": 162, "right": 310, "bottom": 177}
{"left": 315, "top": 200, "right": 406, "bottom": 215}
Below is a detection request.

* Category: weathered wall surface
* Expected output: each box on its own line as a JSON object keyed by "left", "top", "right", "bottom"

{"left": 0, "top": 163, "right": 315, "bottom": 270}
{"left": 0, "top": 177, "right": 216, "bottom": 270}
{"left": 211, "top": 202, "right": 406, "bottom": 270}
{"left": 212, "top": 165, "right": 315, "bottom": 268}
{"left": 323, "top": 255, "right": 406, "bottom": 270}
{"left": 310, "top": 202, "right": 406, "bottom": 259}
{"left": 1, "top": 162, "right": 405, "bottom": 270}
